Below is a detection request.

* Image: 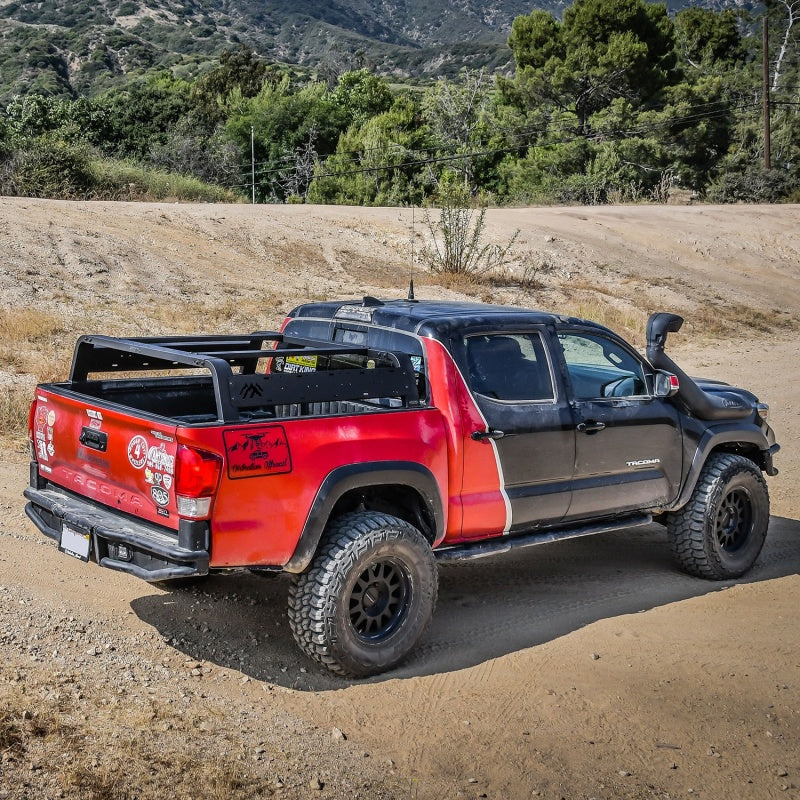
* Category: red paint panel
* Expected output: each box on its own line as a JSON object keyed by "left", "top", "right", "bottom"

{"left": 422, "top": 339, "right": 509, "bottom": 542}
{"left": 180, "top": 408, "right": 450, "bottom": 568}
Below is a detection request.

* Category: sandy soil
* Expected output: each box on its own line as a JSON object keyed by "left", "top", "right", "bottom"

{"left": 0, "top": 198, "right": 798, "bottom": 800}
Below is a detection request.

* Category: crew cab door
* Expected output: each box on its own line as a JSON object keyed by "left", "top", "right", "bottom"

{"left": 554, "top": 327, "right": 683, "bottom": 520}
{"left": 460, "top": 328, "right": 575, "bottom": 532}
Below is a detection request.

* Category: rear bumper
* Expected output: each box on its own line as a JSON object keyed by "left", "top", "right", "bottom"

{"left": 24, "top": 483, "right": 209, "bottom": 582}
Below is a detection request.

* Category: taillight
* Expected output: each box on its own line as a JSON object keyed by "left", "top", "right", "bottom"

{"left": 28, "top": 401, "right": 38, "bottom": 462}
{"left": 175, "top": 445, "right": 222, "bottom": 519}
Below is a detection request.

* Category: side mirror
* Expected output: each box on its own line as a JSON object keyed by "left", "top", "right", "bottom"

{"left": 653, "top": 370, "right": 680, "bottom": 398}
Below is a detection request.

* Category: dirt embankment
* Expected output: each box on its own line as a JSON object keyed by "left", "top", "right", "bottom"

{"left": 0, "top": 198, "right": 798, "bottom": 800}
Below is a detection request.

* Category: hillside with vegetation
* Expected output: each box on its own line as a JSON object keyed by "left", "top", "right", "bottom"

{"left": 0, "top": 0, "right": 797, "bottom": 206}
{"left": 0, "top": 0, "right": 536, "bottom": 97}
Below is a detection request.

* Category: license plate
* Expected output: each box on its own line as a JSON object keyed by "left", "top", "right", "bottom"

{"left": 59, "top": 524, "right": 91, "bottom": 562}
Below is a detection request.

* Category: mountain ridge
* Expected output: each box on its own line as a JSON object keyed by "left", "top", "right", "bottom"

{"left": 0, "top": 0, "right": 533, "bottom": 98}
{"left": 0, "top": 0, "right": 760, "bottom": 99}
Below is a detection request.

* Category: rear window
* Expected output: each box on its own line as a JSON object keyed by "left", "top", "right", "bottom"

{"left": 282, "top": 318, "right": 427, "bottom": 400}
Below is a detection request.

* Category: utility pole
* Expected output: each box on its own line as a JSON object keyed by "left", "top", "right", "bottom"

{"left": 763, "top": 10, "right": 771, "bottom": 169}
{"left": 251, "top": 125, "right": 256, "bottom": 204}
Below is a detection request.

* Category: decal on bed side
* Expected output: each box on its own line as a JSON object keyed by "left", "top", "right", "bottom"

{"left": 223, "top": 425, "right": 292, "bottom": 479}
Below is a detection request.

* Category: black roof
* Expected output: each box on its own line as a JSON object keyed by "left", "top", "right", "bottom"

{"left": 288, "top": 297, "right": 610, "bottom": 340}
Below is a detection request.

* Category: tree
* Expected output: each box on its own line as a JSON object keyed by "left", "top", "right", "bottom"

{"left": 507, "top": 10, "right": 564, "bottom": 70}
{"left": 505, "top": 0, "right": 677, "bottom": 134}
{"left": 308, "top": 94, "right": 434, "bottom": 206}
{"left": 227, "top": 78, "right": 348, "bottom": 201}
{"left": 331, "top": 70, "right": 392, "bottom": 126}
{"left": 276, "top": 127, "right": 320, "bottom": 201}
{"left": 421, "top": 69, "right": 493, "bottom": 190}
{"left": 192, "top": 47, "right": 279, "bottom": 125}
{"left": 96, "top": 72, "right": 194, "bottom": 159}
{"left": 674, "top": 8, "right": 746, "bottom": 70}
{"left": 771, "top": 0, "right": 800, "bottom": 91}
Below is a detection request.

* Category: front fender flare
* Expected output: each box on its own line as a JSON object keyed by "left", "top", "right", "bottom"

{"left": 672, "top": 425, "right": 774, "bottom": 511}
{"left": 283, "top": 461, "right": 445, "bottom": 573}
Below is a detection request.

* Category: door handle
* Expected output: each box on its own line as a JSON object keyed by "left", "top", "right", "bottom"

{"left": 576, "top": 421, "right": 606, "bottom": 434}
{"left": 471, "top": 429, "right": 505, "bottom": 441}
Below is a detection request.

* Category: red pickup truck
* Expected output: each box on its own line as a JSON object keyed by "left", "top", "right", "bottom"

{"left": 25, "top": 298, "right": 778, "bottom": 676}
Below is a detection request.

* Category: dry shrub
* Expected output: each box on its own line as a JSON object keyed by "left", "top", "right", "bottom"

{"left": 690, "top": 302, "right": 798, "bottom": 337}
{"left": 567, "top": 301, "right": 647, "bottom": 339}
{"left": 0, "top": 383, "right": 35, "bottom": 438}
{"left": 0, "top": 308, "right": 64, "bottom": 342}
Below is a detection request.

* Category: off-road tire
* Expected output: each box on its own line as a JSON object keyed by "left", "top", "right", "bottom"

{"left": 667, "top": 453, "right": 769, "bottom": 580}
{"left": 288, "top": 512, "right": 438, "bottom": 678}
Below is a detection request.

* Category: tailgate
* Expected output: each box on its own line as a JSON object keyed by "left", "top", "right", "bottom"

{"left": 32, "top": 387, "right": 180, "bottom": 531}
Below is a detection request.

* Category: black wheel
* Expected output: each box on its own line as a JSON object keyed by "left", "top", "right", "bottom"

{"left": 288, "top": 512, "right": 438, "bottom": 678}
{"left": 666, "top": 453, "right": 769, "bottom": 579}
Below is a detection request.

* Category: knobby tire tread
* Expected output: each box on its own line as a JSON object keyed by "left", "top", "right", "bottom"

{"left": 666, "top": 453, "right": 768, "bottom": 580}
{"left": 288, "top": 512, "right": 437, "bottom": 677}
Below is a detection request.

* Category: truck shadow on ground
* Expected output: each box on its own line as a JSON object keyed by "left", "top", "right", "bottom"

{"left": 130, "top": 516, "right": 800, "bottom": 692}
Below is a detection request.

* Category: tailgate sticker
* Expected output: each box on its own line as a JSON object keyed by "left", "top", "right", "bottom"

{"left": 223, "top": 425, "right": 292, "bottom": 479}
{"left": 34, "top": 406, "right": 56, "bottom": 462}
{"left": 128, "top": 435, "right": 148, "bottom": 469}
{"left": 128, "top": 437, "right": 175, "bottom": 475}
{"left": 151, "top": 486, "right": 170, "bottom": 506}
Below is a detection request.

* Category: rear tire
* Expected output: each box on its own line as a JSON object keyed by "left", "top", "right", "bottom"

{"left": 288, "top": 512, "right": 438, "bottom": 678}
{"left": 667, "top": 453, "right": 769, "bottom": 579}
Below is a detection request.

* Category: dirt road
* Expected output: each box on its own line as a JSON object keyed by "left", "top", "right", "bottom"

{"left": 0, "top": 199, "right": 798, "bottom": 800}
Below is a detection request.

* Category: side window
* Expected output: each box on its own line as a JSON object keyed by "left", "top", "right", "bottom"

{"left": 466, "top": 332, "right": 554, "bottom": 402}
{"left": 559, "top": 332, "right": 647, "bottom": 399}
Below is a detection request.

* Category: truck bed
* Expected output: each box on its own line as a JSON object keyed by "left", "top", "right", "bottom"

{"left": 63, "top": 331, "right": 422, "bottom": 424}
{"left": 65, "top": 376, "right": 393, "bottom": 424}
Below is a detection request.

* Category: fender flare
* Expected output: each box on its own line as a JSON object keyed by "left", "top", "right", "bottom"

{"left": 672, "top": 425, "right": 773, "bottom": 511}
{"left": 283, "top": 461, "right": 445, "bottom": 573}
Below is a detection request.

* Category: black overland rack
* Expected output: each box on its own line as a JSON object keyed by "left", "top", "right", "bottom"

{"left": 69, "top": 332, "right": 420, "bottom": 424}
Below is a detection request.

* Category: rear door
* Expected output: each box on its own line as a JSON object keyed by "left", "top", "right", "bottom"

{"left": 554, "top": 327, "right": 683, "bottom": 519}
{"left": 459, "top": 328, "right": 575, "bottom": 532}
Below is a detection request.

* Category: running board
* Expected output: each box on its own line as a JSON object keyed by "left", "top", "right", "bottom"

{"left": 434, "top": 512, "right": 653, "bottom": 563}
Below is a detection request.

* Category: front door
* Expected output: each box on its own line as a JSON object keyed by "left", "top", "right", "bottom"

{"left": 555, "top": 328, "right": 683, "bottom": 520}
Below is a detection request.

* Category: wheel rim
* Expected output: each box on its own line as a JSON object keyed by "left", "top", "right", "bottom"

{"left": 348, "top": 559, "right": 410, "bottom": 643}
{"left": 715, "top": 488, "right": 753, "bottom": 552}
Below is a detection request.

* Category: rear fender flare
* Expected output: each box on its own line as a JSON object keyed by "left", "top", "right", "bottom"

{"left": 283, "top": 462, "right": 445, "bottom": 573}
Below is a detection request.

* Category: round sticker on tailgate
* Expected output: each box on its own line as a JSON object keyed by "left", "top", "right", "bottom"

{"left": 128, "top": 435, "right": 148, "bottom": 469}
{"left": 151, "top": 486, "right": 169, "bottom": 506}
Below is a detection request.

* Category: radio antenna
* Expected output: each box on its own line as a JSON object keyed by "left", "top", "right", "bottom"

{"left": 408, "top": 205, "right": 415, "bottom": 300}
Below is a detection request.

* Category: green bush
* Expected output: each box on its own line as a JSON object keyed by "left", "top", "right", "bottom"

{"left": 0, "top": 136, "right": 243, "bottom": 201}
{"left": 89, "top": 158, "right": 243, "bottom": 201}
{"left": 706, "top": 168, "right": 793, "bottom": 204}
{"left": 2, "top": 135, "right": 96, "bottom": 198}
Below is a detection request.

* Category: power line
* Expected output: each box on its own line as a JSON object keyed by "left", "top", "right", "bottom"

{"left": 218, "top": 95, "right": 765, "bottom": 193}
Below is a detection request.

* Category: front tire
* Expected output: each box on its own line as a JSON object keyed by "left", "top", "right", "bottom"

{"left": 667, "top": 453, "right": 769, "bottom": 579}
{"left": 288, "top": 512, "right": 438, "bottom": 678}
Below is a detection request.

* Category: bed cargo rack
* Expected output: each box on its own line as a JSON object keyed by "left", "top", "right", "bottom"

{"left": 66, "top": 332, "right": 421, "bottom": 424}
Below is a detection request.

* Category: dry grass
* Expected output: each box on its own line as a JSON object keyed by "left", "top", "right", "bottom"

{"left": 0, "top": 309, "right": 72, "bottom": 442}
{"left": 427, "top": 260, "right": 800, "bottom": 351}
{"left": 0, "top": 384, "right": 34, "bottom": 438}
{"left": 0, "top": 309, "right": 68, "bottom": 371}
